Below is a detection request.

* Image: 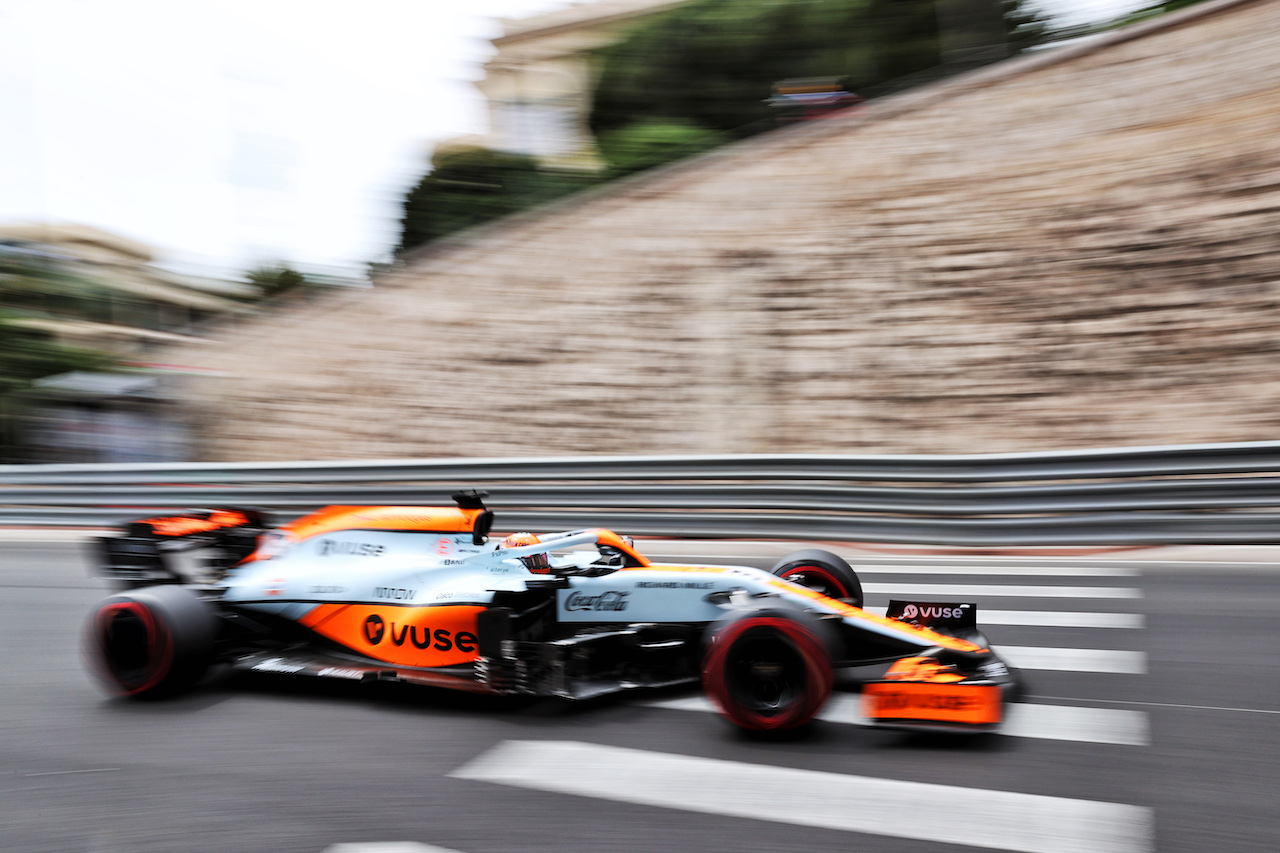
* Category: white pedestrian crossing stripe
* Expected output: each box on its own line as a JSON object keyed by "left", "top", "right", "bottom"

{"left": 322, "top": 840, "right": 468, "bottom": 845}
{"left": 456, "top": 555, "right": 1152, "bottom": 851}
{"left": 645, "top": 695, "right": 1150, "bottom": 746}
{"left": 995, "top": 645, "right": 1147, "bottom": 674}
{"left": 863, "top": 582, "right": 1142, "bottom": 598}
{"left": 863, "top": 606, "right": 1143, "bottom": 628}
{"left": 1004, "top": 702, "right": 1149, "bottom": 745}
{"left": 452, "top": 741, "right": 1154, "bottom": 853}
{"left": 856, "top": 564, "right": 1140, "bottom": 577}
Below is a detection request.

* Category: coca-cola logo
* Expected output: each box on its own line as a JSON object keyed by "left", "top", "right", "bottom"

{"left": 564, "top": 590, "right": 629, "bottom": 612}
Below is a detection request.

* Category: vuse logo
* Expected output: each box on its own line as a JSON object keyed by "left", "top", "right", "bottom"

{"left": 363, "top": 614, "right": 386, "bottom": 644}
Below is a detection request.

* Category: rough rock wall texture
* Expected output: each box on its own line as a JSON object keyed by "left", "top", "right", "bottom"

{"left": 173, "top": 0, "right": 1280, "bottom": 460}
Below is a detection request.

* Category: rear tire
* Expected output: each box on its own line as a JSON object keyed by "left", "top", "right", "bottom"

{"left": 702, "top": 609, "right": 834, "bottom": 731}
{"left": 771, "top": 549, "right": 863, "bottom": 607}
{"left": 84, "top": 585, "right": 217, "bottom": 698}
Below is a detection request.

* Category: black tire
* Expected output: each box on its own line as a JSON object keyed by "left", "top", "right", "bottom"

{"left": 84, "top": 585, "right": 218, "bottom": 698}
{"left": 770, "top": 549, "right": 863, "bottom": 607}
{"left": 702, "top": 608, "right": 834, "bottom": 731}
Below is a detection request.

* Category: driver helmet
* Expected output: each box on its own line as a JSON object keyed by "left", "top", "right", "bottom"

{"left": 502, "top": 532, "right": 550, "bottom": 573}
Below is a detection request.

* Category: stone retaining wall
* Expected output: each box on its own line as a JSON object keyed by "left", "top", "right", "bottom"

{"left": 171, "top": 0, "right": 1280, "bottom": 460}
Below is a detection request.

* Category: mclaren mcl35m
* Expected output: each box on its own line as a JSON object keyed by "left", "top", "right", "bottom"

{"left": 85, "top": 493, "right": 1020, "bottom": 733}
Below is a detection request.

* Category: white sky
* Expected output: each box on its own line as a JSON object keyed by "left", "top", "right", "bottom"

{"left": 0, "top": 0, "right": 1139, "bottom": 278}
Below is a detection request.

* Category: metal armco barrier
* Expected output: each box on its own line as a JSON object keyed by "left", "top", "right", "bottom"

{"left": 4, "top": 441, "right": 1280, "bottom": 545}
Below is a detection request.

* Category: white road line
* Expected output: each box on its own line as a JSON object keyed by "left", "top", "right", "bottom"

{"left": 995, "top": 646, "right": 1147, "bottom": 674}
{"left": 23, "top": 768, "right": 121, "bottom": 778}
{"left": 646, "top": 556, "right": 1142, "bottom": 577}
{"left": 974, "top": 610, "right": 1144, "bottom": 629}
{"left": 645, "top": 695, "right": 1149, "bottom": 746}
{"left": 863, "top": 606, "right": 1144, "bottom": 628}
{"left": 452, "top": 741, "right": 1154, "bottom": 853}
{"left": 1030, "top": 695, "right": 1280, "bottom": 716}
{"left": 854, "top": 564, "right": 1140, "bottom": 577}
{"left": 863, "top": 583, "right": 1142, "bottom": 599}
{"left": 322, "top": 845, "right": 464, "bottom": 853}
{"left": 1002, "top": 702, "right": 1149, "bottom": 745}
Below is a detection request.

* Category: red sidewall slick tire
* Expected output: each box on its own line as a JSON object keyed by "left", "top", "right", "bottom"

{"left": 84, "top": 586, "right": 216, "bottom": 698}
{"left": 779, "top": 565, "right": 853, "bottom": 598}
{"left": 771, "top": 549, "right": 864, "bottom": 607}
{"left": 86, "top": 600, "right": 175, "bottom": 697}
{"left": 703, "top": 614, "right": 834, "bottom": 731}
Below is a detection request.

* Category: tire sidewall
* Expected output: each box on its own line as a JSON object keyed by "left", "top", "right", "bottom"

{"left": 702, "top": 608, "right": 834, "bottom": 731}
{"left": 770, "top": 548, "right": 864, "bottom": 607}
{"left": 85, "top": 585, "right": 216, "bottom": 698}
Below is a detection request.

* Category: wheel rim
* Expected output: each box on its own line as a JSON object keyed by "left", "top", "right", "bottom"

{"left": 703, "top": 616, "right": 833, "bottom": 731}
{"left": 92, "top": 601, "right": 172, "bottom": 695}
{"left": 780, "top": 565, "right": 851, "bottom": 599}
{"left": 723, "top": 629, "right": 808, "bottom": 717}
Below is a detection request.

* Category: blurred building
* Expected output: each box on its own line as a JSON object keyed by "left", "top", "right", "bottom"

{"left": 0, "top": 222, "right": 255, "bottom": 355}
{"left": 19, "top": 371, "right": 190, "bottom": 464}
{"left": 0, "top": 222, "right": 256, "bottom": 463}
{"left": 466, "top": 0, "right": 687, "bottom": 170}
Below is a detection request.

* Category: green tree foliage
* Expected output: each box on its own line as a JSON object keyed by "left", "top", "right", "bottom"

{"left": 0, "top": 320, "right": 116, "bottom": 461}
{"left": 999, "top": 0, "right": 1048, "bottom": 54}
{"left": 590, "top": 0, "right": 908, "bottom": 138}
{"left": 246, "top": 263, "right": 308, "bottom": 299}
{"left": 0, "top": 252, "right": 119, "bottom": 458}
{"left": 0, "top": 313, "right": 114, "bottom": 399}
{"left": 590, "top": 0, "right": 1048, "bottom": 137}
{"left": 0, "top": 249, "right": 124, "bottom": 325}
{"left": 597, "top": 119, "right": 722, "bottom": 174}
{"left": 394, "top": 0, "right": 1048, "bottom": 255}
{"left": 396, "top": 147, "right": 599, "bottom": 255}
{"left": 1100, "top": 0, "right": 1208, "bottom": 30}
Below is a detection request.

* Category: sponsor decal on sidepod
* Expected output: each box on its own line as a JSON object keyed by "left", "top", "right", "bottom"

{"left": 361, "top": 614, "right": 477, "bottom": 653}
{"left": 564, "top": 591, "right": 629, "bottom": 612}
{"left": 319, "top": 540, "right": 386, "bottom": 557}
{"left": 374, "top": 587, "right": 417, "bottom": 601}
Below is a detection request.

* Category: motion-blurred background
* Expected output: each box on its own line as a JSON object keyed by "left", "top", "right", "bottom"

{"left": 2, "top": 0, "right": 1274, "bottom": 463}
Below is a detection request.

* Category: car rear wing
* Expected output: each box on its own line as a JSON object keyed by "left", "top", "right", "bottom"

{"left": 97, "top": 508, "right": 269, "bottom": 588}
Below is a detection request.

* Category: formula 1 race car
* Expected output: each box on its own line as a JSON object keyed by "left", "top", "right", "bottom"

{"left": 85, "top": 493, "right": 1019, "bottom": 733}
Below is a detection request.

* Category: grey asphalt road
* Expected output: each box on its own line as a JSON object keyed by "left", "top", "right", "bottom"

{"left": 1, "top": 539, "right": 1277, "bottom": 853}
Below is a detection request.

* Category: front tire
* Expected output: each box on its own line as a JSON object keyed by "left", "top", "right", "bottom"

{"left": 84, "top": 585, "right": 217, "bottom": 698}
{"left": 702, "top": 609, "right": 834, "bottom": 731}
{"left": 771, "top": 549, "right": 863, "bottom": 606}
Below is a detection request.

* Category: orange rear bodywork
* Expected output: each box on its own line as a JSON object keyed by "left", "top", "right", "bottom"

{"left": 138, "top": 510, "right": 251, "bottom": 537}
{"left": 285, "top": 506, "right": 488, "bottom": 541}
